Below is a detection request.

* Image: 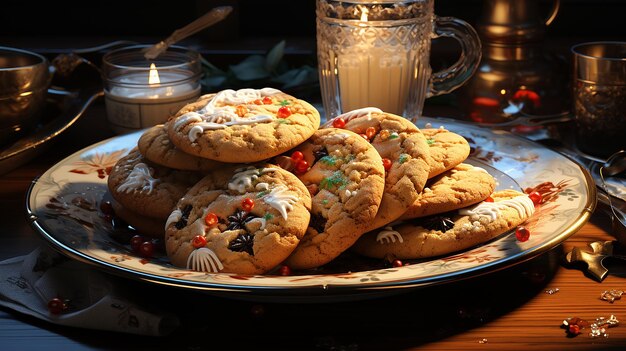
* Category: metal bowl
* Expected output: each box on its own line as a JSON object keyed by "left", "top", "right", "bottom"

{"left": 0, "top": 46, "right": 50, "bottom": 145}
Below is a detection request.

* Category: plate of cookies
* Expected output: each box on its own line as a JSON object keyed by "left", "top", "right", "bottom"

{"left": 26, "top": 88, "right": 595, "bottom": 301}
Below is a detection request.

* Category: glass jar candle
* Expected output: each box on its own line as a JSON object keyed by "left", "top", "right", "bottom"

{"left": 102, "top": 45, "right": 202, "bottom": 134}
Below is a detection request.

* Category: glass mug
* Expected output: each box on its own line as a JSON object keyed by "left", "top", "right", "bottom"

{"left": 316, "top": 0, "right": 481, "bottom": 121}
{"left": 572, "top": 41, "right": 626, "bottom": 160}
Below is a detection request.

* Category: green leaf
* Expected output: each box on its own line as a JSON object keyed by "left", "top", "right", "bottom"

{"left": 230, "top": 55, "right": 270, "bottom": 81}
{"left": 265, "top": 40, "right": 285, "bottom": 73}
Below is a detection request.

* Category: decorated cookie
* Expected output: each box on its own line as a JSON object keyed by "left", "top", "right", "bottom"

{"left": 111, "top": 200, "right": 165, "bottom": 239}
{"left": 138, "top": 124, "right": 222, "bottom": 172}
{"left": 280, "top": 128, "right": 386, "bottom": 270}
{"left": 422, "top": 127, "right": 471, "bottom": 178}
{"left": 399, "top": 163, "right": 496, "bottom": 220}
{"left": 167, "top": 88, "right": 321, "bottom": 163}
{"left": 107, "top": 148, "right": 202, "bottom": 220}
{"left": 321, "top": 108, "right": 431, "bottom": 230}
{"left": 165, "top": 165, "right": 312, "bottom": 275}
{"left": 352, "top": 189, "right": 535, "bottom": 259}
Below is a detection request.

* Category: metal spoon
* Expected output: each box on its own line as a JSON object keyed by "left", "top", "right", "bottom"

{"left": 602, "top": 150, "right": 626, "bottom": 177}
{"left": 143, "top": 6, "right": 233, "bottom": 60}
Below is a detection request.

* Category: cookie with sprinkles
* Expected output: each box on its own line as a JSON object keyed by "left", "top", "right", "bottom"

{"left": 399, "top": 163, "right": 496, "bottom": 220}
{"left": 422, "top": 127, "right": 471, "bottom": 178}
{"left": 351, "top": 189, "right": 535, "bottom": 259}
{"left": 107, "top": 148, "right": 203, "bottom": 220}
{"left": 281, "top": 128, "right": 385, "bottom": 270}
{"left": 165, "top": 164, "right": 312, "bottom": 275}
{"left": 138, "top": 123, "right": 223, "bottom": 172}
{"left": 322, "top": 108, "right": 431, "bottom": 230}
{"left": 167, "top": 88, "right": 321, "bottom": 163}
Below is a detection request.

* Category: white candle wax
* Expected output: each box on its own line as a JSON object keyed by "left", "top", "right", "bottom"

{"left": 338, "top": 44, "right": 411, "bottom": 115}
{"left": 105, "top": 70, "right": 200, "bottom": 134}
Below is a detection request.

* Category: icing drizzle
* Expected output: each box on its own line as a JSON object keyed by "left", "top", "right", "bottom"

{"left": 264, "top": 185, "right": 299, "bottom": 220}
{"left": 459, "top": 195, "right": 535, "bottom": 225}
{"left": 186, "top": 247, "right": 223, "bottom": 273}
{"left": 228, "top": 167, "right": 277, "bottom": 194}
{"left": 376, "top": 226, "right": 403, "bottom": 244}
{"left": 117, "top": 163, "right": 159, "bottom": 194}
{"left": 175, "top": 88, "right": 282, "bottom": 141}
{"left": 333, "top": 107, "right": 382, "bottom": 124}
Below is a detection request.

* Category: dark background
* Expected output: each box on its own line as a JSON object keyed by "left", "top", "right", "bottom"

{"left": 1, "top": 0, "right": 625, "bottom": 50}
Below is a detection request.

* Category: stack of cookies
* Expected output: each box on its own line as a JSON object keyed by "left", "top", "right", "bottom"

{"left": 106, "top": 87, "right": 536, "bottom": 275}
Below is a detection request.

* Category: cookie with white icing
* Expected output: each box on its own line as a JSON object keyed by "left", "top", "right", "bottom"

{"left": 138, "top": 123, "right": 223, "bottom": 172}
{"left": 321, "top": 108, "right": 431, "bottom": 230}
{"left": 165, "top": 165, "right": 312, "bottom": 275}
{"left": 351, "top": 189, "right": 535, "bottom": 259}
{"left": 167, "top": 88, "right": 320, "bottom": 163}
{"left": 399, "top": 163, "right": 496, "bottom": 220}
{"left": 107, "top": 148, "right": 203, "bottom": 220}
{"left": 422, "top": 128, "right": 471, "bottom": 178}
{"left": 281, "top": 128, "right": 385, "bottom": 270}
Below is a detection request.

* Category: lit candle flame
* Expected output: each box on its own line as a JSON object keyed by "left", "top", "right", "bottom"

{"left": 148, "top": 63, "right": 160, "bottom": 85}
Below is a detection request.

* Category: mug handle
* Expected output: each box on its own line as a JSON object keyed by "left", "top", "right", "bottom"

{"left": 428, "top": 16, "right": 482, "bottom": 97}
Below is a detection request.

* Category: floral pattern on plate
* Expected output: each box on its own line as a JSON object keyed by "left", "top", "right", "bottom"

{"left": 27, "top": 118, "right": 595, "bottom": 298}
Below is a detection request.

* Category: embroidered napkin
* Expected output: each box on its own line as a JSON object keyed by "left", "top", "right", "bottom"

{"left": 0, "top": 246, "right": 179, "bottom": 336}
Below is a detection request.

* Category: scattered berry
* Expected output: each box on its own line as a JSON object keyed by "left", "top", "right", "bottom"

{"left": 278, "top": 265, "right": 292, "bottom": 276}
{"left": 99, "top": 200, "right": 114, "bottom": 215}
{"left": 290, "top": 151, "right": 304, "bottom": 163}
{"left": 332, "top": 118, "right": 346, "bottom": 128}
{"left": 204, "top": 212, "right": 218, "bottom": 227}
{"left": 192, "top": 235, "right": 207, "bottom": 249}
{"left": 277, "top": 106, "right": 291, "bottom": 118}
{"left": 568, "top": 324, "right": 581, "bottom": 335}
{"left": 253, "top": 99, "right": 263, "bottom": 105}
{"left": 528, "top": 191, "right": 542, "bottom": 206}
{"left": 515, "top": 226, "right": 530, "bottom": 242}
{"left": 382, "top": 158, "right": 392, "bottom": 171}
{"left": 392, "top": 259, "right": 403, "bottom": 267}
{"left": 295, "top": 159, "right": 309, "bottom": 174}
{"left": 262, "top": 96, "right": 273, "bottom": 104}
{"left": 484, "top": 196, "right": 494, "bottom": 202}
{"left": 365, "top": 126, "right": 377, "bottom": 139}
{"left": 47, "top": 297, "right": 66, "bottom": 315}
{"left": 130, "top": 235, "right": 144, "bottom": 252}
{"left": 139, "top": 240, "right": 155, "bottom": 258}
{"left": 242, "top": 198, "right": 255, "bottom": 212}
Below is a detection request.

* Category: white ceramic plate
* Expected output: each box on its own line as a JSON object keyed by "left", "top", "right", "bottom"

{"left": 26, "top": 117, "right": 595, "bottom": 301}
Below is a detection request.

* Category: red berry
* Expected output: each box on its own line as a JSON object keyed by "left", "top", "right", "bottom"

{"left": 484, "top": 196, "right": 494, "bottom": 202}
{"left": 47, "top": 297, "right": 65, "bottom": 314}
{"left": 365, "top": 126, "right": 377, "bottom": 139}
{"left": 392, "top": 259, "right": 403, "bottom": 267}
{"left": 295, "top": 159, "right": 309, "bottom": 174}
{"left": 99, "top": 200, "right": 114, "bottom": 215}
{"left": 204, "top": 212, "right": 218, "bottom": 227}
{"left": 253, "top": 99, "right": 263, "bottom": 105}
{"left": 278, "top": 265, "right": 292, "bottom": 276}
{"left": 192, "top": 235, "right": 207, "bottom": 249}
{"left": 139, "top": 241, "right": 155, "bottom": 258}
{"left": 332, "top": 118, "right": 346, "bottom": 129}
{"left": 262, "top": 96, "right": 273, "bottom": 105}
{"left": 515, "top": 226, "right": 530, "bottom": 242}
{"left": 528, "top": 191, "right": 542, "bottom": 206}
{"left": 290, "top": 151, "right": 304, "bottom": 163}
{"left": 568, "top": 324, "right": 581, "bottom": 335}
{"left": 130, "top": 235, "right": 144, "bottom": 252}
{"left": 277, "top": 106, "right": 291, "bottom": 118}
{"left": 382, "top": 158, "right": 392, "bottom": 171}
{"left": 242, "top": 198, "right": 255, "bottom": 212}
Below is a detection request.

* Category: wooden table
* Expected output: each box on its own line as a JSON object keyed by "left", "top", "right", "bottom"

{"left": 1, "top": 101, "right": 625, "bottom": 351}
